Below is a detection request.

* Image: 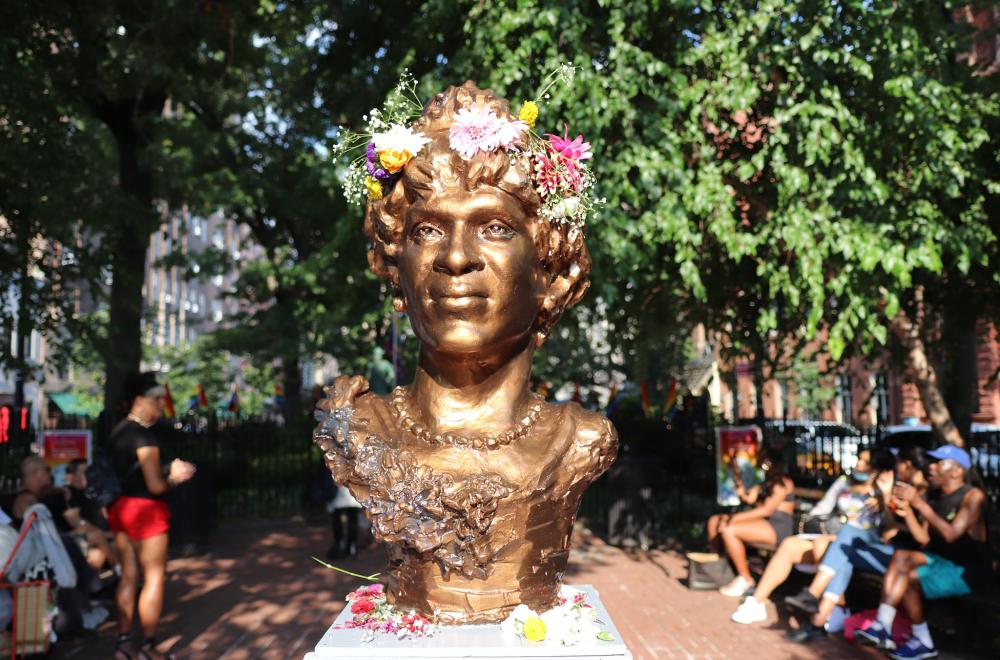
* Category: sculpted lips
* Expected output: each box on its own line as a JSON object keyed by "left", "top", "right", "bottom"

{"left": 430, "top": 284, "right": 488, "bottom": 312}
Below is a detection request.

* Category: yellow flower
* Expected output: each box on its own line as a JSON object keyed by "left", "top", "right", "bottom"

{"left": 378, "top": 148, "right": 413, "bottom": 174}
{"left": 365, "top": 177, "right": 383, "bottom": 200}
{"left": 518, "top": 101, "right": 539, "bottom": 129}
{"left": 523, "top": 616, "right": 546, "bottom": 642}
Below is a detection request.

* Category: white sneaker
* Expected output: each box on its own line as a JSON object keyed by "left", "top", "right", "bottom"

{"left": 731, "top": 596, "right": 768, "bottom": 624}
{"left": 719, "top": 575, "right": 755, "bottom": 597}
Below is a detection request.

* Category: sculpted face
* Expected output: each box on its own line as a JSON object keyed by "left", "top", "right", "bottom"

{"left": 397, "top": 187, "right": 548, "bottom": 357}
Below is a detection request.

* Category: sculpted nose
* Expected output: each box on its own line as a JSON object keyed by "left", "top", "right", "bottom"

{"left": 434, "top": 230, "right": 484, "bottom": 276}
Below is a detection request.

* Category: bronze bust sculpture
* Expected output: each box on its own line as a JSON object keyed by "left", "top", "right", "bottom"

{"left": 314, "top": 82, "right": 617, "bottom": 624}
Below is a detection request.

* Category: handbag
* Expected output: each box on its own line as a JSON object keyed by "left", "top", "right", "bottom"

{"left": 686, "top": 552, "right": 735, "bottom": 590}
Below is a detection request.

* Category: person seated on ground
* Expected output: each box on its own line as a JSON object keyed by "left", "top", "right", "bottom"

{"left": 11, "top": 459, "right": 110, "bottom": 636}
{"left": 12, "top": 457, "right": 107, "bottom": 590}
{"left": 780, "top": 446, "right": 931, "bottom": 643}
{"left": 707, "top": 452, "right": 795, "bottom": 597}
{"left": 65, "top": 458, "right": 110, "bottom": 530}
{"left": 14, "top": 456, "right": 118, "bottom": 574}
{"left": 65, "top": 458, "right": 120, "bottom": 573}
{"left": 731, "top": 447, "right": 896, "bottom": 622}
{"left": 855, "top": 445, "right": 988, "bottom": 660}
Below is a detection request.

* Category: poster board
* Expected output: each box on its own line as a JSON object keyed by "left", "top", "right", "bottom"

{"left": 715, "top": 425, "right": 763, "bottom": 506}
{"left": 40, "top": 430, "right": 92, "bottom": 487}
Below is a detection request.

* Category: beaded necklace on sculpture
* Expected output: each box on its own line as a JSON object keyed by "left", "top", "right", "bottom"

{"left": 390, "top": 387, "right": 544, "bottom": 450}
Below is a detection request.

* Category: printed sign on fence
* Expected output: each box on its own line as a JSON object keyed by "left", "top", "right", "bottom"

{"left": 716, "top": 425, "right": 763, "bottom": 506}
{"left": 40, "top": 430, "right": 92, "bottom": 486}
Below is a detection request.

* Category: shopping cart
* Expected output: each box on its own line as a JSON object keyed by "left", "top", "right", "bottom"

{"left": 0, "top": 512, "right": 52, "bottom": 658}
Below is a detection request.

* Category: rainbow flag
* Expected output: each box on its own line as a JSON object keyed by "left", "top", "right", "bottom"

{"left": 163, "top": 382, "right": 176, "bottom": 418}
{"left": 663, "top": 378, "right": 679, "bottom": 419}
{"left": 606, "top": 383, "right": 622, "bottom": 418}
{"left": 197, "top": 383, "right": 209, "bottom": 408}
{"left": 228, "top": 386, "right": 240, "bottom": 413}
{"left": 640, "top": 381, "right": 651, "bottom": 417}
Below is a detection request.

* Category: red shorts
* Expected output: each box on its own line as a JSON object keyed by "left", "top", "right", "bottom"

{"left": 108, "top": 496, "right": 171, "bottom": 540}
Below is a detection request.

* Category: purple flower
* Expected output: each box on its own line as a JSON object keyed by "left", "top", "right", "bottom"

{"left": 365, "top": 159, "right": 392, "bottom": 181}
{"left": 365, "top": 140, "right": 394, "bottom": 181}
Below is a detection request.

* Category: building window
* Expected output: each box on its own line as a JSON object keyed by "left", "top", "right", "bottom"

{"left": 875, "top": 374, "right": 889, "bottom": 426}
{"left": 836, "top": 374, "right": 853, "bottom": 424}
{"left": 731, "top": 372, "right": 740, "bottom": 421}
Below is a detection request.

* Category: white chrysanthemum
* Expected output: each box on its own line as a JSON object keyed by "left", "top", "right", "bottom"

{"left": 501, "top": 604, "right": 538, "bottom": 637}
{"left": 372, "top": 124, "right": 431, "bottom": 157}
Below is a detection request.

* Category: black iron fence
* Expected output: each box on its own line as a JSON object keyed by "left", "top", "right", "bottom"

{"left": 2, "top": 412, "right": 998, "bottom": 549}
{"left": 157, "top": 415, "right": 323, "bottom": 521}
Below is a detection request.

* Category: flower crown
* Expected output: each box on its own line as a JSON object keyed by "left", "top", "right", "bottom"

{"left": 333, "top": 65, "right": 600, "bottom": 230}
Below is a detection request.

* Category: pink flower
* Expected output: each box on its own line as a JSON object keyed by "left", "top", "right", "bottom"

{"left": 449, "top": 104, "right": 526, "bottom": 158}
{"left": 351, "top": 598, "right": 376, "bottom": 615}
{"left": 534, "top": 151, "right": 585, "bottom": 197}
{"left": 346, "top": 583, "right": 385, "bottom": 602}
{"left": 401, "top": 612, "right": 430, "bottom": 632}
{"left": 545, "top": 128, "right": 593, "bottom": 161}
{"left": 533, "top": 152, "right": 562, "bottom": 197}
{"left": 495, "top": 117, "right": 529, "bottom": 150}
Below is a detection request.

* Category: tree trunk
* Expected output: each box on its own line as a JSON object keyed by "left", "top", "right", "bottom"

{"left": 942, "top": 298, "right": 978, "bottom": 445}
{"left": 102, "top": 225, "right": 149, "bottom": 422}
{"left": 283, "top": 354, "right": 303, "bottom": 423}
{"left": 273, "top": 286, "right": 304, "bottom": 423}
{"left": 99, "top": 100, "right": 162, "bottom": 428}
{"left": 889, "top": 307, "right": 965, "bottom": 447}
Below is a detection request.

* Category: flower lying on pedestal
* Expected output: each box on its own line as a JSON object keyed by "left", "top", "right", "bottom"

{"left": 336, "top": 582, "right": 434, "bottom": 642}
{"left": 500, "top": 586, "right": 616, "bottom": 646}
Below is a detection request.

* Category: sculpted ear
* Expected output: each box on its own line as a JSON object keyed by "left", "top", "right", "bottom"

{"left": 536, "top": 264, "right": 590, "bottom": 346}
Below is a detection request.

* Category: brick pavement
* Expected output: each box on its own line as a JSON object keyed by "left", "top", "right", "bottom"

{"left": 51, "top": 521, "right": 976, "bottom": 659}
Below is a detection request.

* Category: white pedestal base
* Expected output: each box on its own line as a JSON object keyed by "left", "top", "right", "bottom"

{"left": 304, "top": 584, "right": 632, "bottom": 660}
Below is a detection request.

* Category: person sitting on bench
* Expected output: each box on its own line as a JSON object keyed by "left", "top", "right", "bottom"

{"left": 779, "top": 446, "right": 930, "bottom": 642}
{"left": 707, "top": 452, "right": 795, "bottom": 597}
{"left": 855, "top": 445, "right": 988, "bottom": 660}
{"left": 731, "top": 448, "right": 896, "bottom": 625}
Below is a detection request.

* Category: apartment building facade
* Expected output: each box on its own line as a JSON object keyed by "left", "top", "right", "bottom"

{"left": 713, "top": 322, "right": 1000, "bottom": 428}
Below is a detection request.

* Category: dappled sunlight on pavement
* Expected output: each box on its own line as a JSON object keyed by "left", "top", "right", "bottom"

{"left": 567, "top": 527, "right": 877, "bottom": 660}
{"left": 52, "top": 522, "right": 885, "bottom": 659}
{"left": 52, "top": 521, "right": 371, "bottom": 659}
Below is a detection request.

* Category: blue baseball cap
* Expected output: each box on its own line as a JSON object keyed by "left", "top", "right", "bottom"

{"left": 927, "top": 444, "right": 971, "bottom": 470}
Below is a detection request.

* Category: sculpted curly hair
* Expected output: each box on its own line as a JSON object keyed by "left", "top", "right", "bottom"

{"left": 363, "top": 81, "right": 591, "bottom": 341}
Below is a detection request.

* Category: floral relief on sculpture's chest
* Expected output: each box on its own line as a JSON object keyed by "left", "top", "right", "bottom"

{"left": 352, "top": 438, "right": 520, "bottom": 579}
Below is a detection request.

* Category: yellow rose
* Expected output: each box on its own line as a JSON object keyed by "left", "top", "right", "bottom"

{"left": 365, "top": 177, "right": 383, "bottom": 200}
{"left": 378, "top": 149, "right": 413, "bottom": 174}
{"left": 518, "top": 101, "right": 539, "bottom": 129}
{"left": 523, "top": 616, "right": 546, "bottom": 642}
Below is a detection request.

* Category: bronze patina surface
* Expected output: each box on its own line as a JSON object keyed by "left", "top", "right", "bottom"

{"left": 313, "top": 82, "right": 617, "bottom": 624}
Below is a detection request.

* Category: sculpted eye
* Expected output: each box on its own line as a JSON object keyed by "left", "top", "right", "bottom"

{"left": 412, "top": 224, "right": 443, "bottom": 241}
{"left": 482, "top": 222, "right": 515, "bottom": 239}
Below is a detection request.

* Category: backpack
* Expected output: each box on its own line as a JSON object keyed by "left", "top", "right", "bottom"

{"left": 84, "top": 456, "right": 123, "bottom": 508}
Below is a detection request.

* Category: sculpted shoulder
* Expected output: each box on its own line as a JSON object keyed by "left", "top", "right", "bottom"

{"left": 317, "top": 375, "right": 394, "bottom": 435}
{"left": 550, "top": 401, "right": 619, "bottom": 478}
